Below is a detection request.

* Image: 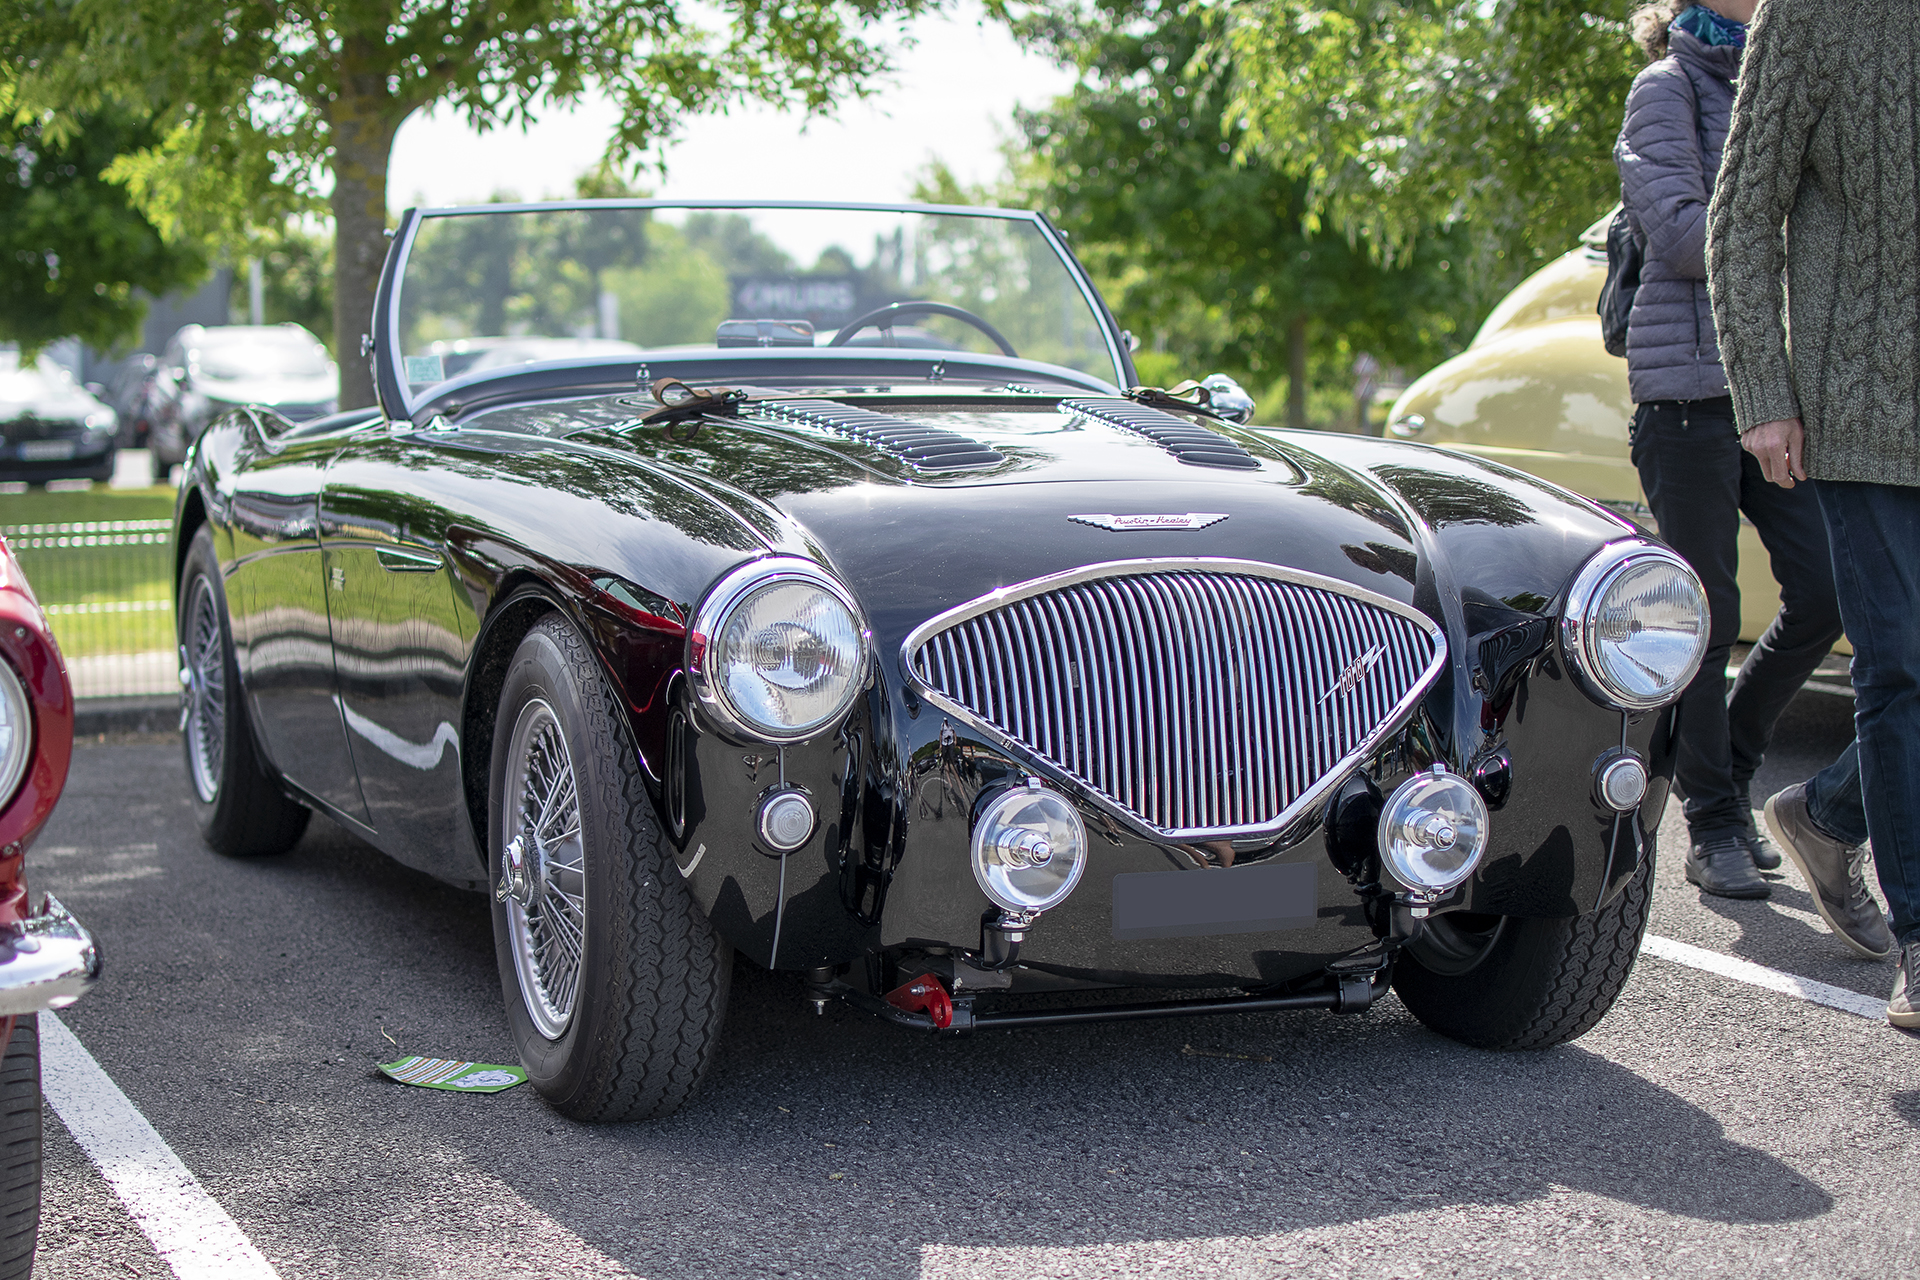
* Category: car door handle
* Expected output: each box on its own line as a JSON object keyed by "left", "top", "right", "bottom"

{"left": 375, "top": 545, "right": 443, "bottom": 573}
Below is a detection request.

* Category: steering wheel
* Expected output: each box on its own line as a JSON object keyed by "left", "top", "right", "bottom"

{"left": 825, "top": 300, "right": 1019, "bottom": 358}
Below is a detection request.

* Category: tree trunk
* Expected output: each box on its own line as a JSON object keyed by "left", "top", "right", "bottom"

{"left": 328, "top": 57, "right": 402, "bottom": 411}
{"left": 1287, "top": 314, "right": 1308, "bottom": 431}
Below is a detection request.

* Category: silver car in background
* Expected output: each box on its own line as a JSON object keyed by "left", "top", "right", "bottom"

{"left": 144, "top": 324, "right": 338, "bottom": 481}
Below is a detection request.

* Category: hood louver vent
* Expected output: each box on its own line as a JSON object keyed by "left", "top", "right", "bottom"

{"left": 1061, "top": 397, "right": 1260, "bottom": 470}
{"left": 760, "top": 400, "right": 1004, "bottom": 472}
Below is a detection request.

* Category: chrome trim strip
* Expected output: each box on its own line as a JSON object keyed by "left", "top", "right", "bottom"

{"left": 0, "top": 894, "right": 100, "bottom": 1016}
{"left": 901, "top": 559, "right": 1448, "bottom": 843}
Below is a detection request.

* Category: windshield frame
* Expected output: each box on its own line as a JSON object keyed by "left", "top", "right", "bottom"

{"left": 373, "top": 199, "right": 1133, "bottom": 423}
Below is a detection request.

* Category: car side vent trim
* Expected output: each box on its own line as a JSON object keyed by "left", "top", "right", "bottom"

{"left": 1060, "top": 397, "right": 1261, "bottom": 470}
{"left": 759, "top": 400, "right": 1004, "bottom": 471}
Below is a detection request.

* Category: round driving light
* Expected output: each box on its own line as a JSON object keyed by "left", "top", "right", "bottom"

{"left": 0, "top": 659, "right": 31, "bottom": 809}
{"left": 972, "top": 782, "right": 1087, "bottom": 914}
{"left": 1378, "top": 768, "right": 1490, "bottom": 895}
{"left": 1597, "top": 755, "right": 1649, "bottom": 812}
{"left": 757, "top": 788, "right": 816, "bottom": 852}
{"left": 1563, "top": 543, "right": 1709, "bottom": 711}
{"left": 692, "top": 558, "right": 869, "bottom": 742}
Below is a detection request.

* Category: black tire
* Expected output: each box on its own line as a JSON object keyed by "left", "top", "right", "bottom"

{"left": 178, "top": 527, "right": 310, "bottom": 856}
{"left": 1392, "top": 835, "right": 1655, "bottom": 1049}
{"left": 489, "top": 613, "right": 731, "bottom": 1122}
{"left": 0, "top": 1017, "right": 41, "bottom": 1280}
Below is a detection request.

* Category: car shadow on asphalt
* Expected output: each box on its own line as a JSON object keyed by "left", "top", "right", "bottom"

{"left": 225, "top": 810, "right": 1837, "bottom": 1274}
{"left": 441, "top": 957, "right": 1832, "bottom": 1277}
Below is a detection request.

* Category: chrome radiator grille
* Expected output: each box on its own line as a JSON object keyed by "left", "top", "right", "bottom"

{"left": 908, "top": 567, "right": 1444, "bottom": 839}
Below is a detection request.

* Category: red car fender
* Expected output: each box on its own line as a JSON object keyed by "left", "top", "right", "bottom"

{"left": 0, "top": 538, "right": 75, "bottom": 929}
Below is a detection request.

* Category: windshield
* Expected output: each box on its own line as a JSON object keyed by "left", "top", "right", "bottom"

{"left": 393, "top": 204, "right": 1121, "bottom": 398}
{"left": 195, "top": 331, "right": 334, "bottom": 382}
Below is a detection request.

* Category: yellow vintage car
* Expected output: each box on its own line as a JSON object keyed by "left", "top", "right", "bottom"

{"left": 1383, "top": 214, "right": 1846, "bottom": 665}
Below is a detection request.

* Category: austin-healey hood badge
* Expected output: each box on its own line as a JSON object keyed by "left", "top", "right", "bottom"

{"left": 1069, "top": 513, "right": 1229, "bottom": 532}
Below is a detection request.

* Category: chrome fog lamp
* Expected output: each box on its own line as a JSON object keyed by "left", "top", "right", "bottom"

{"left": 1562, "top": 542, "right": 1708, "bottom": 711}
{"left": 691, "top": 557, "right": 869, "bottom": 741}
{"left": 0, "top": 660, "right": 30, "bottom": 809}
{"left": 1378, "top": 767, "right": 1489, "bottom": 897}
{"left": 972, "top": 780, "right": 1088, "bottom": 914}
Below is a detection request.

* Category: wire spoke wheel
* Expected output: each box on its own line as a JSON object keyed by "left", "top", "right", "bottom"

{"left": 183, "top": 574, "right": 227, "bottom": 803}
{"left": 490, "top": 614, "right": 730, "bottom": 1121}
{"left": 504, "top": 698, "right": 588, "bottom": 1040}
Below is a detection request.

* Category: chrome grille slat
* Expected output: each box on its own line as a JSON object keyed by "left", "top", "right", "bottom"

{"left": 908, "top": 566, "right": 1444, "bottom": 840}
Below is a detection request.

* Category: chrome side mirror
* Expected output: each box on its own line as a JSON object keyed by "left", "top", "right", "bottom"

{"left": 1200, "top": 374, "right": 1255, "bottom": 425}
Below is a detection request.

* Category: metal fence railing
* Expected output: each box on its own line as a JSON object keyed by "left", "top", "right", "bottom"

{"left": 3, "top": 520, "right": 176, "bottom": 700}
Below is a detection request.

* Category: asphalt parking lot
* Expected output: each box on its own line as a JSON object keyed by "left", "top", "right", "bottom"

{"left": 33, "top": 689, "right": 1919, "bottom": 1280}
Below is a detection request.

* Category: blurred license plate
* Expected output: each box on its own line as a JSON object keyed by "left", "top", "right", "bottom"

{"left": 1111, "top": 862, "right": 1317, "bottom": 940}
{"left": 18, "top": 441, "right": 75, "bottom": 461}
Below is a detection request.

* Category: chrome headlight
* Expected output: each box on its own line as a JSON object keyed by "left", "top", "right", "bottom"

{"left": 971, "top": 781, "right": 1088, "bottom": 914}
{"left": 0, "top": 659, "right": 32, "bottom": 809}
{"left": 690, "top": 557, "right": 868, "bottom": 741}
{"left": 1561, "top": 542, "right": 1708, "bottom": 711}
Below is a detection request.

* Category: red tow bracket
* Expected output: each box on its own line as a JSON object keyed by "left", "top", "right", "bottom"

{"left": 884, "top": 973, "right": 954, "bottom": 1030}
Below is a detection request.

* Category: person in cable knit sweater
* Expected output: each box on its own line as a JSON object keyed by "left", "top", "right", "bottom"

{"left": 1707, "top": 0, "right": 1920, "bottom": 1028}
{"left": 1613, "top": 0, "right": 1843, "bottom": 903}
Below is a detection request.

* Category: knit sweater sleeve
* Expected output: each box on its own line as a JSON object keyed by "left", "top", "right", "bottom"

{"left": 1706, "top": 0, "right": 1829, "bottom": 430}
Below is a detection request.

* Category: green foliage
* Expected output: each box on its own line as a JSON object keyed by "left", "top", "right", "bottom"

{"left": 999, "top": 0, "right": 1474, "bottom": 426}
{"left": 1222, "top": 0, "right": 1639, "bottom": 287}
{"left": 229, "top": 221, "right": 336, "bottom": 351}
{"left": 4, "top": 0, "right": 942, "bottom": 248}
{"left": 0, "top": 95, "right": 208, "bottom": 355}
{"left": 2, "top": 0, "right": 941, "bottom": 402}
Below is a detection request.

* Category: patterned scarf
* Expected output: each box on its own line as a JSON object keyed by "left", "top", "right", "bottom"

{"left": 1671, "top": 4, "right": 1748, "bottom": 48}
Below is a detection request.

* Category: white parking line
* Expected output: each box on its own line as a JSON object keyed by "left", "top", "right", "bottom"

{"left": 41, "top": 1014, "right": 282, "bottom": 1280}
{"left": 1641, "top": 933, "right": 1888, "bottom": 1020}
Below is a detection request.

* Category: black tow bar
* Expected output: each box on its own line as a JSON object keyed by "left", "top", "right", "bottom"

{"left": 817, "top": 968, "right": 1386, "bottom": 1034}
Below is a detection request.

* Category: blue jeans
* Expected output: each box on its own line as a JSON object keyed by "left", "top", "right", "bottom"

{"left": 1805, "top": 738, "right": 1867, "bottom": 846}
{"left": 1810, "top": 480, "right": 1920, "bottom": 943}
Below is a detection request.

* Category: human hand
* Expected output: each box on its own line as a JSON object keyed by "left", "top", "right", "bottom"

{"left": 1742, "top": 418, "right": 1806, "bottom": 487}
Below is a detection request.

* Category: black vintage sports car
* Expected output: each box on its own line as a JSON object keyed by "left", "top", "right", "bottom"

{"left": 174, "top": 200, "right": 1708, "bottom": 1122}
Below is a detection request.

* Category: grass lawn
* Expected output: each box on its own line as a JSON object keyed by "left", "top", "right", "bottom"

{"left": 0, "top": 484, "right": 177, "bottom": 527}
{"left": 0, "top": 484, "right": 178, "bottom": 659}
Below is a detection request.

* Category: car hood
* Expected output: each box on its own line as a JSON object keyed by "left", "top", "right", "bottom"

{"left": 466, "top": 394, "right": 1622, "bottom": 659}
{"left": 0, "top": 380, "right": 107, "bottom": 426}
{"left": 199, "top": 374, "right": 339, "bottom": 407}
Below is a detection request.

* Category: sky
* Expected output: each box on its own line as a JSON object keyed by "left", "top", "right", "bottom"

{"left": 384, "top": 4, "right": 1079, "bottom": 212}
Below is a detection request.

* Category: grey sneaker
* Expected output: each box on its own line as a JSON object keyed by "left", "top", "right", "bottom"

{"left": 1744, "top": 825, "right": 1783, "bottom": 872}
{"left": 1763, "top": 783, "right": 1895, "bottom": 960}
{"left": 1891, "top": 940, "right": 1919, "bottom": 1030}
{"left": 1684, "top": 834, "right": 1770, "bottom": 900}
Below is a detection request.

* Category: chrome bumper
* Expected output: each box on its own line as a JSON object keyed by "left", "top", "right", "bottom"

{"left": 0, "top": 895, "right": 99, "bottom": 1016}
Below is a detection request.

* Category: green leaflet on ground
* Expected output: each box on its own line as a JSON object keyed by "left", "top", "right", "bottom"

{"left": 378, "top": 1056, "right": 526, "bottom": 1093}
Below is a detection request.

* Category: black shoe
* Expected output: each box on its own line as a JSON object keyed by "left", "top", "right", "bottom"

{"left": 1763, "top": 784, "right": 1894, "bottom": 960}
{"left": 1684, "top": 835, "right": 1771, "bottom": 900}
{"left": 1744, "top": 826, "right": 1783, "bottom": 872}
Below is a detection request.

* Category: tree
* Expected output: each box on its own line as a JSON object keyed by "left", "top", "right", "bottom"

{"left": 230, "top": 220, "right": 335, "bottom": 347}
{"left": 4, "top": 0, "right": 937, "bottom": 407}
{"left": 1003, "top": 0, "right": 1472, "bottom": 428}
{"left": 0, "top": 93, "right": 208, "bottom": 355}
{"left": 1222, "top": 0, "right": 1639, "bottom": 290}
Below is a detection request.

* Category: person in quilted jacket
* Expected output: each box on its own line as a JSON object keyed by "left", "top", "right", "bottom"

{"left": 1614, "top": 0, "right": 1843, "bottom": 900}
